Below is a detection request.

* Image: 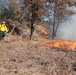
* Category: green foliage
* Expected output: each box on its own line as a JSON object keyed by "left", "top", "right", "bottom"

{"left": 0, "top": 6, "right": 16, "bottom": 20}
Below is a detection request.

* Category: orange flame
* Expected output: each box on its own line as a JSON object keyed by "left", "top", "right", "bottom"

{"left": 37, "top": 39, "right": 76, "bottom": 51}
{"left": 36, "top": 26, "right": 76, "bottom": 51}
{"left": 36, "top": 26, "right": 49, "bottom": 38}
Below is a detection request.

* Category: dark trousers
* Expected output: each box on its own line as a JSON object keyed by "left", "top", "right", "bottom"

{"left": 0, "top": 31, "right": 5, "bottom": 40}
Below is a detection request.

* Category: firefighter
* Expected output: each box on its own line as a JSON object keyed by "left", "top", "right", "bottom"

{"left": 0, "top": 21, "right": 8, "bottom": 40}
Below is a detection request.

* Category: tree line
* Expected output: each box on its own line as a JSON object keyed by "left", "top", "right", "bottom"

{"left": 0, "top": 0, "right": 76, "bottom": 40}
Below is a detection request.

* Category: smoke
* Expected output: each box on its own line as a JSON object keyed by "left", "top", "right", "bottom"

{"left": 56, "top": 14, "right": 76, "bottom": 41}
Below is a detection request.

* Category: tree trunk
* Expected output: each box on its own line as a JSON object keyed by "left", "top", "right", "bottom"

{"left": 52, "top": 7, "right": 56, "bottom": 39}
{"left": 30, "top": 13, "right": 35, "bottom": 40}
{"left": 52, "top": 17, "right": 55, "bottom": 39}
{"left": 52, "top": 0, "right": 58, "bottom": 39}
{"left": 54, "top": 19, "right": 59, "bottom": 37}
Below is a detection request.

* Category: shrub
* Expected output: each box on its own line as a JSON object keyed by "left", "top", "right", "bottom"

{"left": 0, "top": 6, "right": 16, "bottom": 20}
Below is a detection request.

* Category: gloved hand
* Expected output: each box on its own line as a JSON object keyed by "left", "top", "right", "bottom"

{"left": 5, "top": 32, "right": 8, "bottom": 36}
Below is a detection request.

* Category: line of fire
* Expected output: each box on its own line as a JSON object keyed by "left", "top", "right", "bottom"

{"left": 36, "top": 26, "right": 76, "bottom": 51}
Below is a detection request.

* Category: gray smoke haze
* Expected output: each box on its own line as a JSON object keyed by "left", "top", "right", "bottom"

{"left": 56, "top": 14, "right": 76, "bottom": 41}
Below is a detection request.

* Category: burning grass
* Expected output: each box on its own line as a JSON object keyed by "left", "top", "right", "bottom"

{"left": 36, "top": 25, "right": 49, "bottom": 39}
{"left": 36, "top": 26, "right": 76, "bottom": 51}
{"left": 37, "top": 39, "right": 76, "bottom": 51}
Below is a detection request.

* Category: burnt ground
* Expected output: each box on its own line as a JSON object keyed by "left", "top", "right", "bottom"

{"left": 0, "top": 35, "right": 76, "bottom": 75}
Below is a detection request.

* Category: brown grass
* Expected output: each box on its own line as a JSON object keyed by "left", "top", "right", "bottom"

{"left": 0, "top": 35, "right": 76, "bottom": 75}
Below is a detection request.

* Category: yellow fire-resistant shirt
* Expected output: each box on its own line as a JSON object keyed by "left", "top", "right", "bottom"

{"left": 0, "top": 24, "right": 8, "bottom": 32}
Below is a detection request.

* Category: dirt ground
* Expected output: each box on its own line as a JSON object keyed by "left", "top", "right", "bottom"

{"left": 0, "top": 35, "right": 76, "bottom": 75}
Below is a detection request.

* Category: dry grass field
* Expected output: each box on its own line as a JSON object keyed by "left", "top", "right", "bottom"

{"left": 0, "top": 35, "right": 76, "bottom": 75}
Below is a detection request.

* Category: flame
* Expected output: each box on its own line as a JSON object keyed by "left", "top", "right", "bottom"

{"left": 36, "top": 26, "right": 76, "bottom": 51}
{"left": 42, "top": 27, "right": 48, "bottom": 35}
{"left": 37, "top": 39, "right": 76, "bottom": 51}
{"left": 36, "top": 26, "right": 49, "bottom": 38}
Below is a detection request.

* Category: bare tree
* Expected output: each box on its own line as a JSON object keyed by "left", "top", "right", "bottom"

{"left": 22, "top": 0, "right": 47, "bottom": 40}
{"left": 48, "top": 0, "right": 76, "bottom": 39}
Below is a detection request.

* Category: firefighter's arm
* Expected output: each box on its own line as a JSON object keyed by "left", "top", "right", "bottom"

{"left": 5, "top": 26, "right": 8, "bottom": 32}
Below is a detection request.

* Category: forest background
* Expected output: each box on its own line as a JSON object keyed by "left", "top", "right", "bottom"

{"left": 0, "top": 0, "right": 76, "bottom": 40}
